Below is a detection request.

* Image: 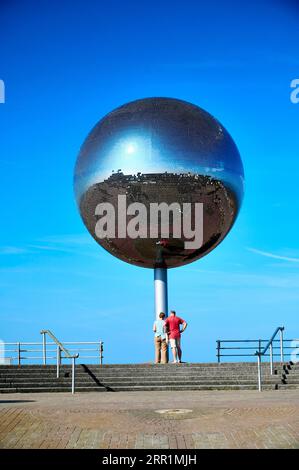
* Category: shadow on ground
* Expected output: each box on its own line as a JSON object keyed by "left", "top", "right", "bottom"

{"left": 0, "top": 400, "right": 36, "bottom": 404}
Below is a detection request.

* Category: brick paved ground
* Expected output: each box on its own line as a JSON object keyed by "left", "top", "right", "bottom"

{"left": 1, "top": 390, "right": 299, "bottom": 449}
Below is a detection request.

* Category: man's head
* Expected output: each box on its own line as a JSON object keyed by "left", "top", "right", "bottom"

{"left": 170, "top": 310, "right": 176, "bottom": 316}
{"left": 159, "top": 312, "right": 165, "bottom": 319}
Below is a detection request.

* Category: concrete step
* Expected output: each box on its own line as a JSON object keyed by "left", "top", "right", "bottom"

{"left": 2, "top": 367, "right": 257, "bottom": 372}
{"left": 0, "top": 362, "right": 293, "bottom": 393}
{"left": 0, "top": 365, "right": 266, "bottom": 371}
{"left": 0, "top": 378, "right": 281, "bottom": 387}
{"left": 0, "top": 375, "right": 282, "bottom": 385}
{"left": 0, "top": 379, "right": 271, "bottom": 387}
{"left": 0, "top": 363, "right": 282, "bottom": 371}
{"left": 0, "top": 387, "right": 106, "bottom": 393}
{"left": 101, "top": 384, "right": 279, "bottom": 391}
{"left": 0, "top": 364, "right": 264, "bottom": 368}
{"left": 276, "top": 384, "right": 299, "bottom": 390}
{"left": 0, "top": 385, "right": 269, "bottom": 392}
{"left": 0, "top": 370, "right": 280, "bottom": 377}
{"left": 0, "top": 373, "right": 281, "bottom": 381}
{"left": 0, "top": 374, "right": 282, "bottom": 383}
{"left": 0, "top": 371, "right": 276, "bottom": 377}
{"left": 0, "top": 375, "right": 279, "bottom": 384}
{"left": 0, "top": 368, "right": 281, "bottom": 374}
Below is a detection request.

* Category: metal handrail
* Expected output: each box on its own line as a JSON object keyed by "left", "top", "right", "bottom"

{"left": 41, "top": 330, "right": 78, "bottom": 360}
{"left": 216, "top": 337, "right": 293, "bottom": 362}
{"left": 40, "top": 330, "right": 79, "bottom": 394}
{"left": 217, "top": 327, "right": 286, "bottom": 392}
{"left": 0, "top": 341, "right": 104, "bottom": 366}
{"left": 255, "top": 326, "right": 285, "bottom": 392}
{"left": 259, "top": 327, "right": 284, "bottom": 357}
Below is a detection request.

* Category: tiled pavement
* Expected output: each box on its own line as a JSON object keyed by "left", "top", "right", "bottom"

{"left": 1, "top": 390, "right": 299, "bottom": 449}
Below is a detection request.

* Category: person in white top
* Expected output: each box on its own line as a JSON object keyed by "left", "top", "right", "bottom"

{"left": 153, "top": 312, "right": 168, "bottom": 364}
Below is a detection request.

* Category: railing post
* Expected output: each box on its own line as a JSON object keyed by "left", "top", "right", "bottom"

{"left": 99, "top": 341, "right": 103, "bottom": 365}
{"left": 17, "top": 342, "right": 21, "bottom": 366}
{"left": 270, "top": 342, "right": 273, "bottom": 375}
{"left": 257, "top": 353, "right": 262, "bottom": 392}
{"left": 217, "top": 340, "right": 221, "bottom": 364}
{"left": 56, "top": 346, "right": 60, "bottom": 379}
{"left": 280, "top": 328, "right": 284, "bottom": 364}
{"left": 258, "top": 339, "right": 262, "bottom": 355}
{"left": 72, "top": 357, "right": 76, "bottom": 394}
{"left": 42, "top": 332, "right": 46, "bottom": 366}
{"left": 41, "top": 330, "right": 78, "bottom": 395}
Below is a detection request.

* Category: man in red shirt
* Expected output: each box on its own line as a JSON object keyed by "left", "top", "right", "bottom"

{"left": 164, "top": 310, "right": 187, "bottom": 363}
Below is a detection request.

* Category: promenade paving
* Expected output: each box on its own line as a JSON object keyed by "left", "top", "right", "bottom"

{"left": 0, "top": 390, "right": 299, "bottom": 449}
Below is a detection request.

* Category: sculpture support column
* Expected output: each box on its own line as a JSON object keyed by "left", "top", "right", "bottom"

{"left": 154, "top": 268, "right": 168, "bottom": 320}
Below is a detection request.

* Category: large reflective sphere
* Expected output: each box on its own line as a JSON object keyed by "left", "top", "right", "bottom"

{"left": 74, "top": 97, "right": 244, "bottom": 269}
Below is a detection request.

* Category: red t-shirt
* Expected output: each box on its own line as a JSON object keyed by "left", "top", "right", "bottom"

{"left": 165, "top": 316, "right": 185, "bottom": 339}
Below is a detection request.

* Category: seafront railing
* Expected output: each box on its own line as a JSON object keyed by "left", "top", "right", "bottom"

{"left": 0, "top": 330, "right": 104, "bottom": 394}
{"left": 216, "top": 330, "right": 295, "bottom": 364}
{"left": 1, "top": 339, "right": 104, "bottom": 366}
{"left": 40, "top": 330, "right": 79, "bottom": 394}
{"left": 217, "top": 326, "right": 299, "bottom": 391}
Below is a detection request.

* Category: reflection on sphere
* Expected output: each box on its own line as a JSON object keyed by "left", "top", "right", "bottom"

{"left": 74, "top": 98, "right": 244, "bottom": 269}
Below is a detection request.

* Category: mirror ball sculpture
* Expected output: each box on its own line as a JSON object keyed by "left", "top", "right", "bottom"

{"left": 74, "top": 97, "right": 244, "bottom": 318}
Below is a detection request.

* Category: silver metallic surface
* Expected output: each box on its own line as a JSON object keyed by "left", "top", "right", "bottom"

{"left": 257, "top": 354, "right": 262, "bottom": 392}
{"left": 56, "top": 346, "right": 60, "bottom": 379}
{"left": 254, "top": 326, "right": 285, "bottom": 392}
{"left": 270, "top": 343, "right": 273, "bottom": 375}
{"left": 2, "top": 340, "right": 104, "bottom": 365}
{"left": 40, "top": 330, "right": 79, "bottom": 394}
{"left": 74, "top": 97, "right": 244, "bottom": 269}
{"left": 280, "top": 329, "right": 284, "bottom": 363}
{"left": 42, "top": 332, "right": 46, "bottom": 366}
{"left": 72, "top": 357, "right": 75, "bottom": 395}
{"left": 154, "top": 268, "right": 168, "bottom": 320}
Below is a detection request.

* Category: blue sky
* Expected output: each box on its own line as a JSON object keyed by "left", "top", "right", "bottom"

{"left": 0, "top": 0, "right": 299, "bottom": 363}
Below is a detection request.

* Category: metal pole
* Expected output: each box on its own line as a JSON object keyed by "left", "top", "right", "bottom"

{"left": 154, "top": 268, "right": 168, "bottom": 320}
{"left": 42, "top": 333, "right": 46, "bottom": 366}
{"left": 56, "top": 346, "right": 60, "bottom": 379}
{"left": 217, "top": 340, "right": 221, "bottom": 364}
{"left": 17, "top": 342, "right": 21, "bottom": 366}
{"left": 72, "top": 358, "right": 76, "bottom": 394}
{"left": 270, "top": 342, "right": 273, "bottom": 375}
{"left": 99, "top": 341, "right": 103, "bottom": 365}
{"left": 280, "top": 329, "right": 284, "bottom": 363}
{"left": 257, "top": 354, "right": 262, "bottom": 392}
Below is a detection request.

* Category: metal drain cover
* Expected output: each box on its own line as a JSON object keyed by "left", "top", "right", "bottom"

{"left": 155, "top": 409, "right": 193, "bottom": 415}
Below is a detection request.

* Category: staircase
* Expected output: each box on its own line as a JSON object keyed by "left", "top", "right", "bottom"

{"left": 1, "top": 361, "right": 298, "bottom": 393}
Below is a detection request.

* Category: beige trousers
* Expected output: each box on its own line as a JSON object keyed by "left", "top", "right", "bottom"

{"left": 155, "top": 336, "right": 168, "bottom": 364}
